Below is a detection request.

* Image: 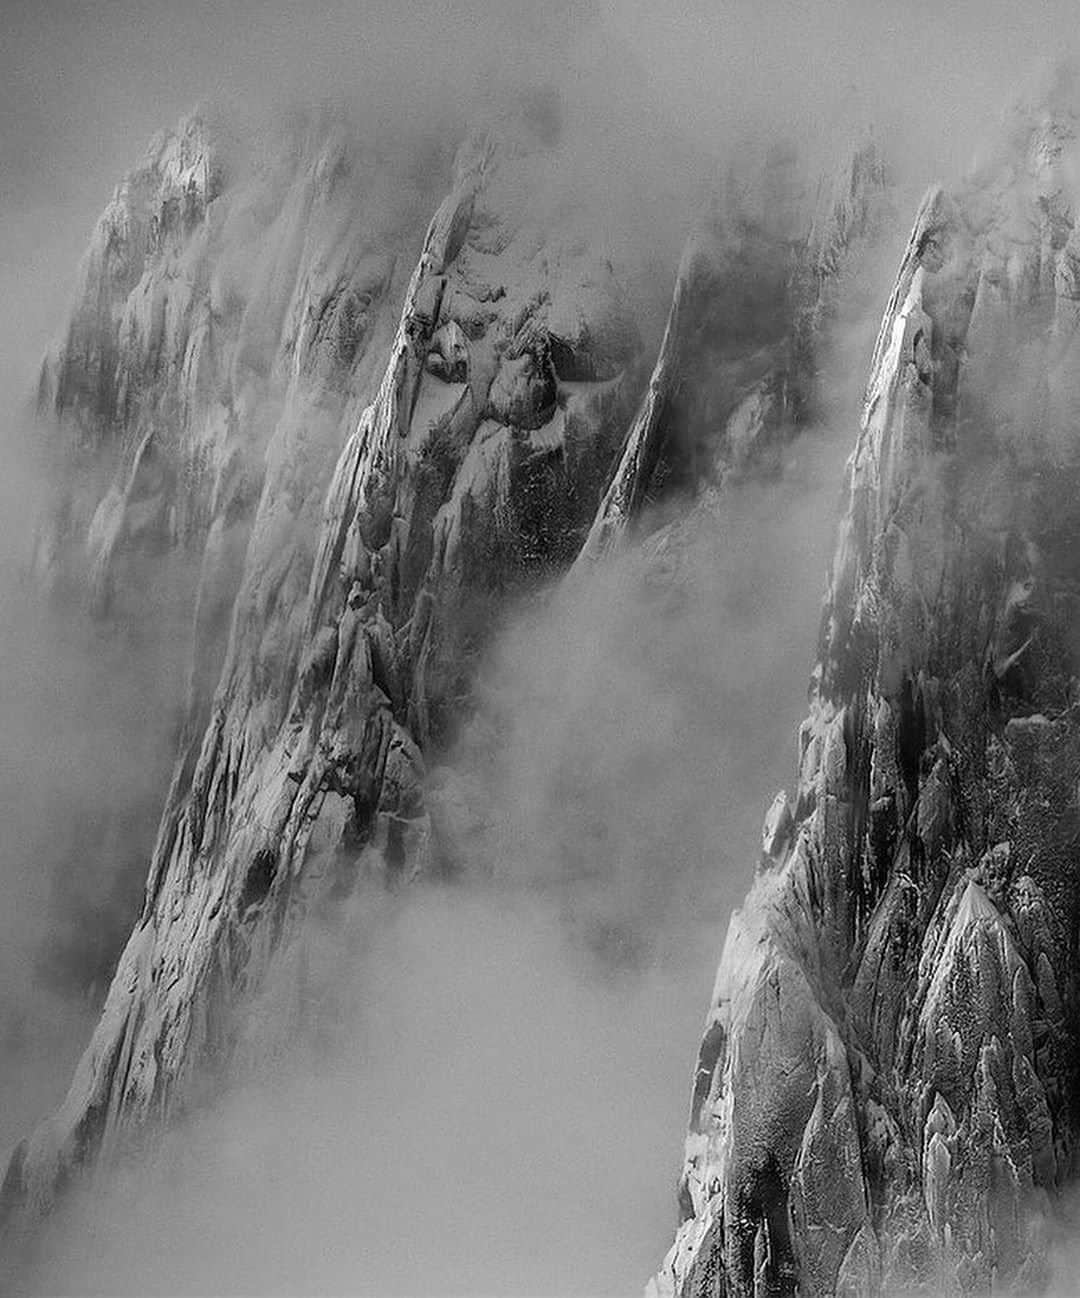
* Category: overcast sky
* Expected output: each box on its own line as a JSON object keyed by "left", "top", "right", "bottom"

{"left": 3, "top": 0, "right": 1080, "bottom": 394}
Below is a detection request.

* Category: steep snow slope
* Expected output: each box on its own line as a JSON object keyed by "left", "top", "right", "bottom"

{"left": 651, "top": 80, "right": 1080, "bottom": 1298}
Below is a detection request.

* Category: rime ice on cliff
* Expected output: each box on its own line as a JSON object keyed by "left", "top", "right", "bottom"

{"left": 651, "top": 81, "right": 1080, "bottom": 1298}
{"left": 2, "top": 99, "right": 886, "bottom": 1250}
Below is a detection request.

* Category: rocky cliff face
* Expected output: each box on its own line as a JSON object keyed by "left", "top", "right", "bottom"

{"left": 2, "top": 102, "right": 888, "bottom": 1247}
{"left": 33, "top": 109, "right": 439, "bottom": 725}
{"left": 651, "top": 84, "right": 1080, "bottom": 1298}
{"left": 5, "top": 107, "right": 652, "bottom": 1214}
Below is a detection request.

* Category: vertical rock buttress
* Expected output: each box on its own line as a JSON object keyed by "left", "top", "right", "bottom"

{"left": 652, "top": 87, "right": 1080, "bottom": 1298}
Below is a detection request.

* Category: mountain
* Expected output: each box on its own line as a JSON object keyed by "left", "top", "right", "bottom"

{"left": 1, "top": 99, "right": 887, "bottom": 1264}
{"left": 650, "top": 78, "right": 1080, "bottom": 1298}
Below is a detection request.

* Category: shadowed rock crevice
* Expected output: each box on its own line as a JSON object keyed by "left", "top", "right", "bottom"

{"left": 573, "top": 138, "right": 889, "bottom": 569}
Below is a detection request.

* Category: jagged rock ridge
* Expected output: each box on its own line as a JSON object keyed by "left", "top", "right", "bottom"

{"left": 652, "top": 80, "right": 1080, "bottom": 1298}
{"left": 6, "top": 114, "right": 652, "bottom": 1215}
{"left": 33, "top": 107, "right": 443, "bottom": 726}
{"left": 3, "top": 106, "right": 887, "bottom": 1240}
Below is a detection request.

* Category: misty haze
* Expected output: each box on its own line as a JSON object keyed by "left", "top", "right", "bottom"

{"left": 6, "top": 3, "right": 1080, "bottom": 1296}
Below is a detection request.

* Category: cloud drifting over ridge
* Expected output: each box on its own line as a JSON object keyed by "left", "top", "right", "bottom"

{"left": 16, "top": 426, "right": 854, "bottom": 1296}
{"left": 5, "top": 2, "right": 1080, "bottom": 1295}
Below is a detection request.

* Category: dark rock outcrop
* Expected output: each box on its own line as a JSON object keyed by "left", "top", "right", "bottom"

{"left": 576, "top": 137, "right": 888, "bottom": 566}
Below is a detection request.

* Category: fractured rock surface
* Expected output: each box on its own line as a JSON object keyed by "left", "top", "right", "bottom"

{"left": 652, "top": 80, "right": 1080, "bottom": 1298}
{"left": 4, "top": 103, "right": 890, "bottom": 1252}
{"left": 7, "top": 112, "right": 649, "bottom": 1218}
